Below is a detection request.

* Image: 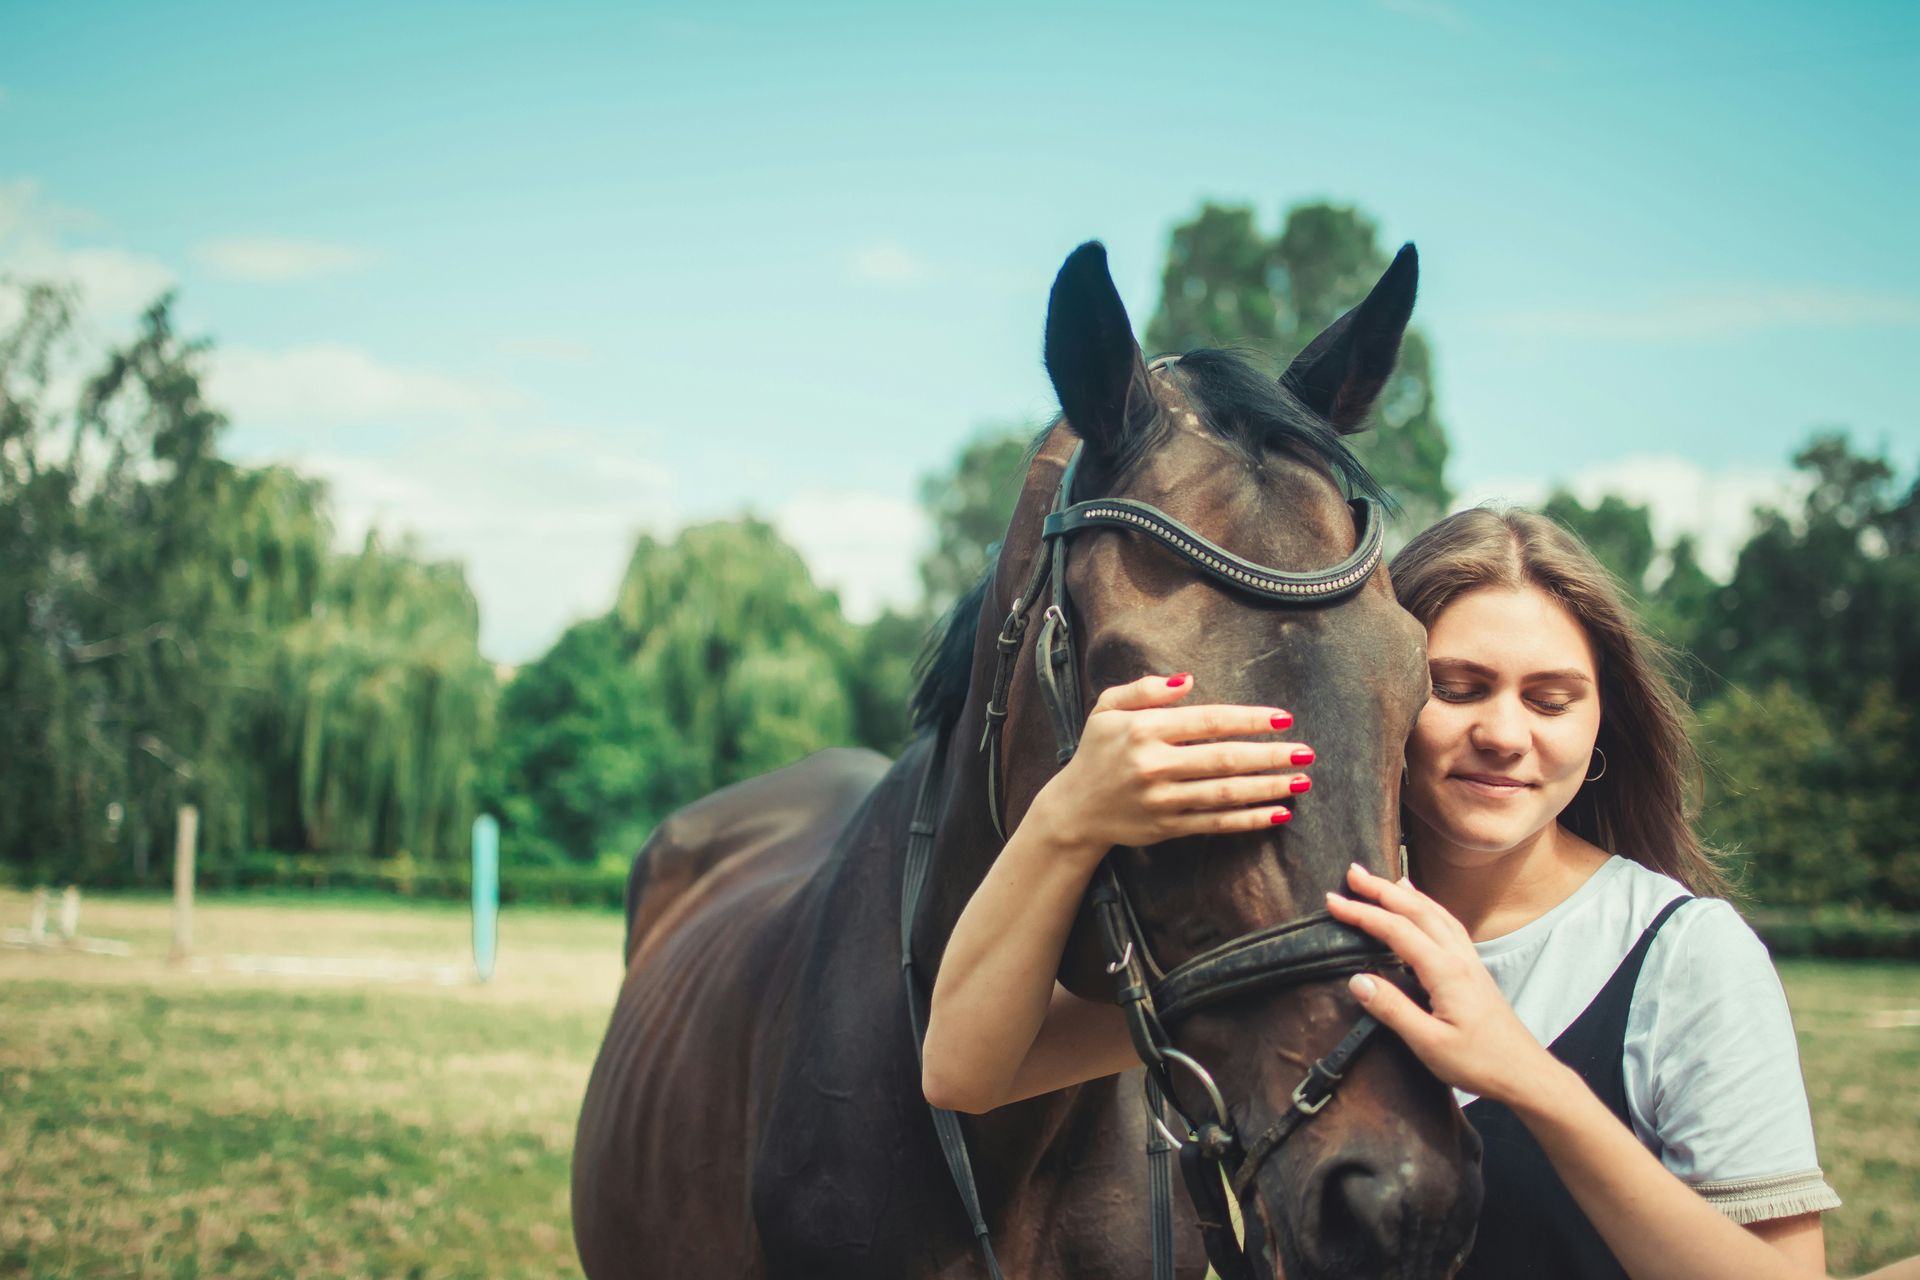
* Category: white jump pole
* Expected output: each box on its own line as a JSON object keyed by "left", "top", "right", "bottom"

{"left": 171, "top": 804, "right": 197, "bottom": 963}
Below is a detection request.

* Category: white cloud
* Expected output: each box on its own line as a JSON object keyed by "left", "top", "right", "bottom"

{"left": 1493, "top": 286, "right": 1920, "bottom": 341}
{"left": 0, "top": 178, "right": 173, "bottom": 327}
{"left": 849, "top": 240, "right": 930, "bottom": 284}
{"left": 246, "top": 425, "right": 676, "bottom": 663}
{"left": 1456, "top": 453, "right": 1807, "bottom": 579}
{"left": 206, "top": 343, "right": 524, "bottom": 425}
{"left": 768, "top": 489, "right": 929, "bottom": 623}
{"left": 194, "top": 237, "right": 378, "bottom": 282}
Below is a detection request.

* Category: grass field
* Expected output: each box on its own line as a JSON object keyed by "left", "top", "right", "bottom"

{"left": 1, "top": 888, "right": 1915, "bottom": 1278}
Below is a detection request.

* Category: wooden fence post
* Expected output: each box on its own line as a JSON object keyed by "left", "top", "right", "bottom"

{"left": 170, "top": 804, "right": 197, "bottom": 963}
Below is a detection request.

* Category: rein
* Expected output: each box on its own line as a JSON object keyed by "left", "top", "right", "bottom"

{"left": 904, "top": 368, "right": 1401, "bottom": 1280}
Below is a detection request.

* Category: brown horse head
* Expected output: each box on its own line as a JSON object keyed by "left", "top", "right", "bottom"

{"left": 993, "top": 242, "right": 1482, "bottom": 1279}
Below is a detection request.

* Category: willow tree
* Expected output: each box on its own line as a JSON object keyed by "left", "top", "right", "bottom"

{"left": 0, "top": 283, "right": 496, "bottom": 877}
{"left": 277, "top": 531, "right": 498, "bottom": 862}
{"left": 490, "top": 517, "right": 869, "bottom": 864}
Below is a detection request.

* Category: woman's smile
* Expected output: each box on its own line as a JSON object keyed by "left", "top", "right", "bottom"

{"left": 1450, "top": 772, "right": 1532, "bottom": 798}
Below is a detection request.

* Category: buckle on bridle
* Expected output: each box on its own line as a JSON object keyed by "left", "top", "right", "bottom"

{"left": 1289, "top": 1062, "right": 1342, "bottom": 1116}
{"left": 1105, "top": 939, "right": 1134, "bottom": 974}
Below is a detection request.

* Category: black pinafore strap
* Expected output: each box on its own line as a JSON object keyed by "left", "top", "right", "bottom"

{"left": 1459, "top": 894, "right": 1696, "bottom": 1280}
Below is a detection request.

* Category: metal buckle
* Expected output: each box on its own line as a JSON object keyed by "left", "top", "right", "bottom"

{"left": 1290, "top": 1065, "right": 1340, "bottom": 1116}
{"left": 1105, "top": 939, "right": 1134, "bottom": 974}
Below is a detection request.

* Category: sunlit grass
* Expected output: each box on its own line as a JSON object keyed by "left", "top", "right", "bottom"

{"left": 0, "top": 891, "right": 1912, "bottom": 1277}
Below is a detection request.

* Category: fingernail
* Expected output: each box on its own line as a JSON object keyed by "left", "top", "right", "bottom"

{"left": 1167, "top": 673, "right": 1190, "bottom": 687}
{"left": 1290, "top": 776, "right": 1312, "bottom": 794}
{"left": 1398, "top": 874, "right": 1412, "bottom": 888}
{"left": 1270, "top": 809, "right": 1291, "bottom": 824}
{"left": 1291, "top": 748, "right": 1315, "bottom": 765}
{"left": 1325, "top": 889, "right": 1345, "bottom": 905}
{"left": 1349, "top": 974, "right": 1378, "bottom": 1001}
{"left": 1270, "top": 711, "right": 1293, "bottom": 730}
{"left": 1349, "top": 861, "right": 1366, "bottom": 879}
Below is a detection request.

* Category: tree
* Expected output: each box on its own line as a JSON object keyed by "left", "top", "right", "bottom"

{"left": 1542, "top": 491, "right": 1658, "bottom": 594}
{"left": 0, "top": 283, "right": 497, "bottom": 878}
{"left": 277, "top": 531, "right": 497, "bottom": 861}
{"left": 917, "top": 426, "right": 1032, "bottom": 617}
{"left": 1146, "top": 201, "right": 1452, "bottom": 527}
{"left": 1697, "top": 433, "right": 1918, "bottom": 720}
{"left": 490, "top": 518, "right": 874, "bottom": 863}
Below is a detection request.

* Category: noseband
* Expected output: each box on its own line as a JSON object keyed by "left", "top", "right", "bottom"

{"left": 902, "top": 363, "right": 1403, "bottom": 1280}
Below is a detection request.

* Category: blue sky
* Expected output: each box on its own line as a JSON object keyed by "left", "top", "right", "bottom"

{"left": 4, "top": 0, "right": 1915, "bottom": 660}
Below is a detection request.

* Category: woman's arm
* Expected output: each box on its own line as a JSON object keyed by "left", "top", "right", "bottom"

{"left": 921, "top": 671, "right": 1313, "bottom": 1113}
{"left": 1326, "top": 865, "right": 1888, "bottom": 1280}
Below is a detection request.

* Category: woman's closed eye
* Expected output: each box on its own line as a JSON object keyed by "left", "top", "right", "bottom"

{"left": 1429, "top": 683, "right": 1578, "bottom": 714}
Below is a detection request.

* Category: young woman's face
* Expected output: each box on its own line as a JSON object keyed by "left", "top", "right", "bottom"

{"left": 1403, "top": 585, "right": 1602, "bottom": 868}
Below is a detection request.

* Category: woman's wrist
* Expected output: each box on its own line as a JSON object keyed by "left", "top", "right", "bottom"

{"left": 1022, "top": 778, "right": 1114, "bottom": 873}
{"left": 1499, "top": 1052, "right": 1589, "bottom": 1124}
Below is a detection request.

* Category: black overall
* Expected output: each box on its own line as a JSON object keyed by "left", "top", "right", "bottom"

{"left": 1459, "top": 894, "right": 1695, "bottom": 1280}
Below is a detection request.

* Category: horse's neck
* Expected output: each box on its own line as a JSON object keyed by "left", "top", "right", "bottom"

{"left": 914, "top": 421, "right": 1077, "bottom": 962}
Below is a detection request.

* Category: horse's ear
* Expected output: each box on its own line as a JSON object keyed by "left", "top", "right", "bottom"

{"left": 1044, "top": 241, "right": 1153, "bottom": 458}
{"left": 1280, "top": 242, "right": 1419, "bottom": 434}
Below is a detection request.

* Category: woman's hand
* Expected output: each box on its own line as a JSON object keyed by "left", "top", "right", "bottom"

{"left": 1029, "top": 672, "right": 1316, "bottom": 862}
{"left": 1326, "top": 863, "right": 1554, "bottom": 1106}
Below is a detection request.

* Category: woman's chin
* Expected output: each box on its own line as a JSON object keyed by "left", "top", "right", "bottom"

{"left": 1418, "top": 818, "right": 1545, "bottom": 862}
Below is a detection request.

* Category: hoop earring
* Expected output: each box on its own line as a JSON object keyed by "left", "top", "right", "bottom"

{"left": 1585, "top": 747, "right": 1608, "bottom": 783}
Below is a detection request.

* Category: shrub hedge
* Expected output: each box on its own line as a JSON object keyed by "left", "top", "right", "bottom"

{"left": 9, "top": 856, "right": 1920, "bottom": 956}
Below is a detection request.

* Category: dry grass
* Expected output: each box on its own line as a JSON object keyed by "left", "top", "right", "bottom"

{"left": 0, "top": 889, "right": 1913, "bottom": 1277}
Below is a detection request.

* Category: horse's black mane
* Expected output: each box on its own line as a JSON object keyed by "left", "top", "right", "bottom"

{"left": 908, "top": 347, "right": 1390, "bottom": 735}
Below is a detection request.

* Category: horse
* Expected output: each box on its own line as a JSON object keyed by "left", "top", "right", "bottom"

{"left": 572, "top": 240, "right": 1483, "bottom": 1280}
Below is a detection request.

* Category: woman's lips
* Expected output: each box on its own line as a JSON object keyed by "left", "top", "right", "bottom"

{"left": 1451, "top": 773, "right": 1531, "bottom": 798}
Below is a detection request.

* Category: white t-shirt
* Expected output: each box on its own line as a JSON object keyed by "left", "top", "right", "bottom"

{"left": 1460, "top": 855, "right": 1842, "bottom": 1224}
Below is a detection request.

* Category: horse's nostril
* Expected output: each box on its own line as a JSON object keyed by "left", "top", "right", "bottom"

{"left": 1320, "top": 1161, "right": 1403, "bottom": 1263}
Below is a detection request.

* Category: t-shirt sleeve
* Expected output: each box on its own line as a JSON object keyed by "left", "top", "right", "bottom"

{"left": 1623, "top": 897, "right": 1842, "bottom": 1224}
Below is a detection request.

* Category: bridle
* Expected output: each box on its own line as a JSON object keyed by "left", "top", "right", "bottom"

{"left": 901, "top": 361, "right": 1406, "bottom": 1280}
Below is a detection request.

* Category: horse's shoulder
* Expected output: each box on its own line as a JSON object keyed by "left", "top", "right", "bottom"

{"left": 623, "top": 747, "right": 894, "bottom": 965}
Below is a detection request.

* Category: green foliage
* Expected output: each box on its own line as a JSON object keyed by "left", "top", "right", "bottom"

{"left": 1667, "top": 435, "right": 1920, "bottom": 911}
{"left": 1700, "top": 682, "right": 1920, "bottom": 909}
{"left": 1145, "top": 200, "right": 1452, "bottom": 528}
{"left": 0, "top": 284, "right": 495, "bottom": 879}
{"left": 917, "top": 426, "right": 1031, "bottom": 617}
{"left": 1695, "top": 433, "right": 1920, "bottom": 719}
{"left": 1541, "top": 490, "right": 1658, "bottom": 593}
{"left": 488, "top": 518, "right": 883, "bottom": 864}
{"left": 1749, "top": 909, "right": 1920, "bottom": 960}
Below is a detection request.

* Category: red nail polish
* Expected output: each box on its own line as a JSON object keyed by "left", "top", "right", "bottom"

{"left": 1270, "top": 809, "right": 1291, "bottom": 824}
{"left": 1292, "top": 748, "right": 1315, "bottom": 765}
{"left": 1291, "top": 776, "right": 1312, "bottom": 794}
{"left": 1167, "top": 673, "right": 1190, "bottom": 688}
{"left": 1270, "top": 712, "right": 1293, "bottom": 730}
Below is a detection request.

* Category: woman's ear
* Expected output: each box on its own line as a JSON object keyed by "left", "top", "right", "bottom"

{"left": 1280, "top": 242, "right": 1419, "bottom": 434}
{"left": 1044, "top": 241, "right": 1154, "bottom": 459}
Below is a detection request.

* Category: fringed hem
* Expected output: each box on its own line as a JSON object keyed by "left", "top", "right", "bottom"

{"left": 1693, "top": 1169, "right": 1843, "bottom": 1225}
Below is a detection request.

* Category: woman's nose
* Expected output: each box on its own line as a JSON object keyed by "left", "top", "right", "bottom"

{"left": 1468, "top": 693, "right": 1529, "bottom": 756}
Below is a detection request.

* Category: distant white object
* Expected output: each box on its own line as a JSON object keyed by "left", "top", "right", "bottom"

{"left": 185, "top": 954, "right": 466, "bottom": 985}
{"left": 2, "top": 885, "right": 132, "bottom": 956}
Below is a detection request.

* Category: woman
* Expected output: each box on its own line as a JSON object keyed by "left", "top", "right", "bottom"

{"left": 921, "top": 506, "right": 1843, "bottom": 1277}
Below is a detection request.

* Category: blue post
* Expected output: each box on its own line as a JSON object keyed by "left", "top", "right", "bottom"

{"left": 472, "top": 814, "right": 499, "bottom": 982}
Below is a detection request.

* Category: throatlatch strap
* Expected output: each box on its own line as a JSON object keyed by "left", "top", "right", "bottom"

{"left": 900, "top": 736, "right": 1007, "bottom": 1280}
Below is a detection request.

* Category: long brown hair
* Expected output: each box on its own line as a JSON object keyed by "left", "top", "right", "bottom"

{"left": 1390, "top": 507, "right": 1730, "bottom": 898}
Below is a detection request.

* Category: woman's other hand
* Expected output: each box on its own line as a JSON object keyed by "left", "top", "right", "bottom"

{"left": 1030, "top": 672, "right": 1315, "bottom": 859}
{"left": 1327, "top": 863, "right": 1553, "bottom": 1106}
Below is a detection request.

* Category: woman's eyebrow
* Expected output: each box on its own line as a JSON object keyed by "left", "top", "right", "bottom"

{"left": 1428, "top": 657, "right": 1593, "bottom": 685}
